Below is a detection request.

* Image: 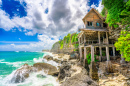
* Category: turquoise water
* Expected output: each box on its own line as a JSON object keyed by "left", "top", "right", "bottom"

{"left": 0, "top": 51, "right": 44, "bottom": 77}
{"left": 0, "top": 51, "right": 59, "bottom": 86}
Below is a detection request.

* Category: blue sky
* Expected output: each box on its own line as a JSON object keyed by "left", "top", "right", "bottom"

{"left": 0, "top": 0, "right": 103, "bottom": 51}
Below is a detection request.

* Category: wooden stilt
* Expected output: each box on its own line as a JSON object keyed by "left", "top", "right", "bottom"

{"left": 84, "top": 47, "right": 86, "bottom": 67}
{"left": 80, "top": 47, "right": 82, "bottom": 62}
{"left": 99, "top": 47, "right": 102, "bottom": 61}
{"left": 120, "top": 53, "right": 126, "bottom": 64}
{"left": 106, "top": 46, "right": 110, "bottom": 61}
{"left": 112, "top": 47, "right": 115, "bottom": 56}
{"left": 91, "top": 45, "right": 94, "bottom": 62}
{"left": 106, "top": 32, "right": 109, "bottom": 44}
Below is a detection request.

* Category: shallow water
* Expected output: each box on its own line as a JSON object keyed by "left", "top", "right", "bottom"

{"left": 0, "top": 51, "right": 59, "bottom": 86}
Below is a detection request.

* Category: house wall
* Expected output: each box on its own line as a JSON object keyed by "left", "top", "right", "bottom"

{"left": 84, "top": 11, "right": 103, "bottom": 28}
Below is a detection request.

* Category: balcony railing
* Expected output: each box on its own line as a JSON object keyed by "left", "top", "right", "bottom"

{"left": 79, "top": 40, "right": 113, "bottom": 46}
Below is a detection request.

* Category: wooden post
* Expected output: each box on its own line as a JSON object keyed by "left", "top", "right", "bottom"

{"left": 120, "top": 53, "right": 126, "bottom": 64}
{"left": 106, "top": 46, "right": 110, "bottom": 61}
{"left": 84, "top": 47, "right": 86, "bottom": 67}
{"left": 91, "top": 46, "right": 94, "bottom": 62}
{"left": 98, "top": 31, "right": 101, "bottom": 44}
{"left": 80, "top": 47, "right": 82, "bottom": 61}
{"left": 113, "top": 47, "right": 115, "bottom": 56}
{"left": 81, "top": 35, "right": 83, "bottom": 44}
{"left": 99, "top": 47, "right": 102, "bottom": 61}
{"left": 106, "top": 32, "right": 109, "bottom": 44}
{"left": 84, "top": 33, "right": 86, "bottom": 45}
{"left": 78, "top": 37, "right": 80, "bottom": 45}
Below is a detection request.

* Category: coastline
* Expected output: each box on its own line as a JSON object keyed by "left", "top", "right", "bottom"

{"left": 46, "top": 52, "right": 98, "bottom": 86}
{"left": 1, "top": 51, "right": 129, "bottom": 86}
{"left": 46, "top": 52, "right": 130, "bottom": 86}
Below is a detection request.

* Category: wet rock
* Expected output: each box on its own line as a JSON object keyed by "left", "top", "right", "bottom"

{"left": 43, "top": 55, "right": 53, "bottom": 61}
{"left": 33, "top": 63, "right": 59, "bottom": 75}
{"left": 37, "top": 74, "right": 46, "bottom": 78}
{"left": 11, "top": 64, "right": 33, "bottom": 83}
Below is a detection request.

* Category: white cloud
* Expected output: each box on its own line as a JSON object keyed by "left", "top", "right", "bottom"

{"left": 0, "top": 0, "right": 104, "bottom": 51}
{"left": 0, "top": 0, "right": 90, "bottom": 36}
{"left": 96, "top": 1, "right": 104, "bottom": 13}
{"left": 0, "top": 35, "right": 59, "bottom": 51}
{"left": 0, "top": 0, "right": 2, "bottom": 5}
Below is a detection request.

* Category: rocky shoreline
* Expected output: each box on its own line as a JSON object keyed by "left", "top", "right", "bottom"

{"left": 44, "top": 53, "right": 98, "bottom": 86}
{"left": 11, "top": 52, "right": 130, "bottom": 86}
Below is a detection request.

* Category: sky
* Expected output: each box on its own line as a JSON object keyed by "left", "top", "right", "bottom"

{"left": 0, "top": 0, "right": 104, "bottom": 51}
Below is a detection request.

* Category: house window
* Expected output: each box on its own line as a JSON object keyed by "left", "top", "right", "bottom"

{"left": 96, "top": 22, "right": 101, "bottom": 27}
{"left": 87, "top": 21, "right": 93, "bottom": 26}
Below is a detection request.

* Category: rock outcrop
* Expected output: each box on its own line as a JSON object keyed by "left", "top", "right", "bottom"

{"left": 43, "top": 55, "right": 53, "bottom": 61}
{"left": 11, "top": 64, "right": 33, "bottom": 83}
{"left": 10, "top": 62, "right": 59, "bottom": 83}
{"left": 61, "top": 68, "right": 98, "bottom": 86}
{"left": 58, "top": 61, "right": 71, "bottom": 81}
{"left": 51, "top": 41, "right": 60, "bottom": 53}
{"left": 33, "top": 63, "right": 59, "bottom": 75}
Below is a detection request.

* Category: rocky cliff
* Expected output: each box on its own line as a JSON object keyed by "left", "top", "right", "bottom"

{"left": 51, "top": 33, "right": 79, "bottom": 54}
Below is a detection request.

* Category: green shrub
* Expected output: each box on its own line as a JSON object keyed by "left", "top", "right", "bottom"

{"left": 86, "top": 54, "right": 98, "bottom": 64}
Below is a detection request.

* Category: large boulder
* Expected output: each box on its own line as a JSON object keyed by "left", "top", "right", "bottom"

{"left": 43, "top": 55, "right": 53, "bottom": 61}
{"left": 10, "top": 64, "right": 33, "bottom": 83}
{"left": 33, "top": 63, "right": 59, "bottom": 75}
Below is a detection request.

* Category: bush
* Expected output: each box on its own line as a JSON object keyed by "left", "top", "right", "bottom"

{"left": 86, "top": 54, "right": 98, "bottom": 64}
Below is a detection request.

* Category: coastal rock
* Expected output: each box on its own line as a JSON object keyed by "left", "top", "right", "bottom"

{"left": 69, "top": 53, "right": 79, "bottom": 60}
{"left": 61, "top": 68, "right": 98, "bottom": 86}
{"left": 43, "top": 55, "right": 53, "bottom": 61}
{"left": 11, "top": 64, "right": 33, "bottom": 83}
{"left": 58, "top": 62, "right": 71, "bottom": 81}
{"left": 33, "top": 63, "right": 59, "bottom": 75}
{"left": 53, "top": 58, "right": 61, "bottom": 63}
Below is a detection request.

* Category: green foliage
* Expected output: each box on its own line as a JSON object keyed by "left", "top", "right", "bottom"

{"left": 115, "top": 27, "right": 130, "bottom": 61}
{"left": 102, "top": 0, "right": 125, "bottom": 27}
{"left": 101, "top": 7, "right": 106, "bottom": 17}
{"left": 120, "top": 0, "right": 130, "bottom": 26}
{"left": 86, "top": 54, "right": 98, "bottom": 64}
{"left": 58, "top": 33, "right": 79, "bottom": 50}
{"left": 102, "top": 0, "right": 130, "bottom": 61}
{"left": 102, "top": 52, "right": 106, "bottom": 56}
{"left": 71, "top": 33, "right": 78, "bottom": 43}
{"left": 64, "top": 33, "right": 71, "bottom": 44}
{"left": 59, "top": 40, "right": 63, "bottom": 49}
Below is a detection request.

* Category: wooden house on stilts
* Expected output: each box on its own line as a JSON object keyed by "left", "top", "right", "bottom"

{"left": 78, "top": 8, "right": 125, "bottom": 80}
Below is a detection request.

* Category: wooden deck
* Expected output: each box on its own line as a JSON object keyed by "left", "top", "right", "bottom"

{"left": 79, "top": 28, "right": 108, "bottom": 32}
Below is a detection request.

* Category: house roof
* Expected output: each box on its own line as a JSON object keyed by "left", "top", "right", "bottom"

{"left": 82, "top": 8, "right": 104, "bottom": 24}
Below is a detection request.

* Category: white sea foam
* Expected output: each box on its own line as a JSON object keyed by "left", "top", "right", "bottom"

{"left": 0, "top": 59, "right": 5, "bottom": 62}
{"left": 33, "top": 57, "right": 43, "bottom": 63}
{"left": 0, "top": 52, "right": 60, "bottom": 86}
{"left": 0, "top": 59, "right": 32, "bottom": 68}
{"left": 0, "top": 68, "right": 59, "bottom": 86}
{"left": 33, "top": 52, "right": 60, "bottom": 67}
{"left": 43, "top": 59, "right": 60, "bottom": 68}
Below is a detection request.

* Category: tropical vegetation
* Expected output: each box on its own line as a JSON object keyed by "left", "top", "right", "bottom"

{"left": 101, "top": 0, "right": 130, "bottom": 61}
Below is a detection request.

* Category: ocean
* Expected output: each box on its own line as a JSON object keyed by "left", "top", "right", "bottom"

{"left": 0, "top": 51, "right": 59, "bottom": 86}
